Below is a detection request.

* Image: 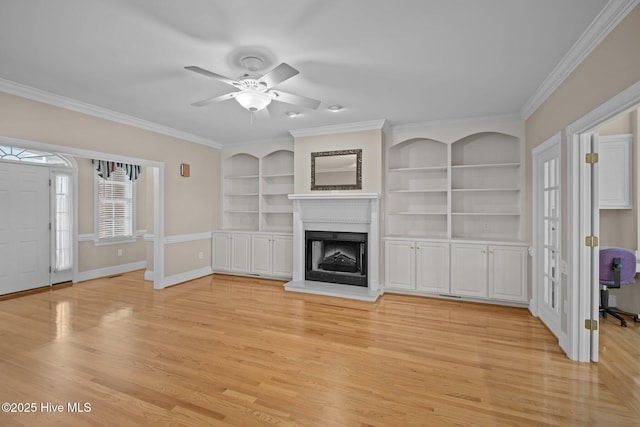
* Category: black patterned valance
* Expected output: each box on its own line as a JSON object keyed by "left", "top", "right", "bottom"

{"left": 92, "top": 159, "right": 142, "bottom": 182}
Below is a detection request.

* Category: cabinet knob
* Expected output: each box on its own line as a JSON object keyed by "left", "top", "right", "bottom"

{"left": 416, "top": 246, "right": 421, "bottom": 250}
{"left": 490, "top": 251, "right": 494, "bottom": 254}
{"left": 410, "top": 246, "right": 415, "bottom": 250}
{"left": 482, "top": 250, "right": 486, "bottom": 254}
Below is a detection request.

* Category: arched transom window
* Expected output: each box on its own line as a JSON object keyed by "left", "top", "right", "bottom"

{"left": 0, "top": 145, "right": 70, "bottom": 165}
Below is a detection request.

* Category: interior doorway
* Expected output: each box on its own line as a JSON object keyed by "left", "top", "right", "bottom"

{"left": 566, "top": 81, "right": 640, "bottom": 362}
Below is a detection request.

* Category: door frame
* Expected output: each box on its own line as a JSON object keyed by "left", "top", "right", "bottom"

{"left": 0, "top": 135, "right": 166, "bottom": 289}
{"left": 566, "top": 80, "right": 640, "bottom": 362}
{"left": 531, "top": 131, "right": 565, "bottom": 348}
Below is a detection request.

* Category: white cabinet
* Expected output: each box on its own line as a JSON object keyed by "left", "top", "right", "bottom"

{"left": 598, "top": 134, "right": 632, "bottom": 209}
{"left": 488, "top": 245, "right": 528, "bottom": 302}
{"left": 231, "top": 233, "right": 251, "bottom": 273}
{"left": 385, "top": 240, "right": 449, "bottom": 293}
{"left": 450, "top": 243, "right": 528, "bottom": 303}
{"left": 213, "top": 231, "right": 292, "bottom": 279}
{"left": 212, "top": 232, "right": 251, "bottom": 274}
{"left": 450, "top": 244, "right": 489, "bottom": 297}
{"left": 212, "top": 232, "right": 231, "bottom": 271}
{"left": 251, "top": 234, "right": 292, "bottom": 278}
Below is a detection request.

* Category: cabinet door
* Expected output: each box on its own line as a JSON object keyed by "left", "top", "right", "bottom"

{"left": 272, "top": 235, "right": 293, "bottom": 278}
{"left": 599, "top": 135, "right": 632, "bottom": 209}
{"left": 488, "top": 245, "right": 528, "bottom": 302}
{"left": 385, "top": 240, "right": 415, "bottom": 290}
{"left": 415, "top": 241, "right": 450, "bottom": 293}
{"left": 450, "top": 244, "right": 488, "bottom": 297}
{"left": 231, "top": 234, "right": 251, "bottom": 273}
{"left": 212, "top": 233, "right": 231, "bottom": 271}
{"left": 251, "top": 235, "right": 272, "bottom": 276}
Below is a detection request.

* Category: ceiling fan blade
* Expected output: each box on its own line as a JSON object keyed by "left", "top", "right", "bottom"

{"left": 270, "top": 90, "right": 321, "bottom": 110}
{"left": 185, "top": 66, "right": 239, "bottom": 87}
{"left": 191, "top": 91, "right": 239, "bottom": 107}
{"left": 258, "top": 63, "right": 299, "bottom": 88}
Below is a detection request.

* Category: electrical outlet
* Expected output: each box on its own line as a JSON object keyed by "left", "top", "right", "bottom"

{"left": 609, "top": 295, "right": 617, "bottom": 307}
{"left": 117, "top": 248, "right": 123, "bottom": 257}
{"left": 198, "top": 251, "right": 204, "bottom": 260}
{"left": 561, "top": 260, "right": 567, "bottom": 274}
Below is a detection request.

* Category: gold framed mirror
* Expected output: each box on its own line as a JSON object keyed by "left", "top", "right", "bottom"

{"left": 311, "top": 149, "right": 362, "bottom": 190}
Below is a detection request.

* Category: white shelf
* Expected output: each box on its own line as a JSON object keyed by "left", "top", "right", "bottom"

{"left": 389, "top": 189, "right": 447, "bottom": 193}
{"left": 389, "top": 211, "right": 447, "bottom": 215}
{"left": 451, "top": 188, "right": 520, "bottom": 192}
{"left": 386, "top": 131, "right": 523, "bottom": 241}
{"left": 223, "top": 150, "right": 294, "bottom": 232}
{"left": 225, "top": 174, "right": 259, "bottom": 179}
{"left": 452, "top": 212, "right": 520, "bottom": 216}
{"left": 389, "top": 166, "right": 448, "bottom": 173}
{"left": 451, "top": 162, "right": 520, "bottom": 169}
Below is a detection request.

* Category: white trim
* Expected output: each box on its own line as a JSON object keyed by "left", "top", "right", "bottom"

{"left": 289, "top": 119, "right": 387, "bottom": 138}
{"left": 165, "top": 232, "right": 212, "bottom": 244}
{"left": 521, "top": 0, "right": 640, "bottom": 119}
{"left": 76, "top": 261, "right": 147, "bottom": 283}
{"left": 143, "top": 233, "right": 155, "bottom": 242}
{"left": 0, "top": 78, "right": 222, "bottom": 149}
{"left": 564, "top": 81, "right": 640, "bottom": 362}
{"left": 144, "top": 270, "right": 154, "bottom": 281}
{"left": 222, "top": 136, "right": 293, "bottom": 148}
{"left": 78, "top": 229, "right": 146, "bottom": 244}
{"left": 162, "top": 266, "right": 213, "bottom": 288}
{"left": 568, "top": 80, "right": 640, "bottom": 134}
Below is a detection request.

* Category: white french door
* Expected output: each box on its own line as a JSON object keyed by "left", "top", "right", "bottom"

{"left": 534, "top": 135, "right": 562, "bottom": 340}
{"left": 0, "top": 162, "right": 50, "bottom": 294}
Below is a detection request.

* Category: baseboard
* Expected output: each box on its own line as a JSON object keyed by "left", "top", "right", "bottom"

{"left": 76, "top": 261, "right": 147, "bottom": 282}
{"left": 161, "top": 266, "right": 214, "bottom": 288}
{"left": 144, "top": 270, "right": 154, "bottom": 281}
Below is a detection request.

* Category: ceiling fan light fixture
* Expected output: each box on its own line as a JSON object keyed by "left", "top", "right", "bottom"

{"left": 235, "top": 91, "right": 272, "bottom": 112}
{"left": 286, "top": 111, "right": 299, "bottom": 117}
{"left": 328, "top": 105, "right": 343, "bottom": 112}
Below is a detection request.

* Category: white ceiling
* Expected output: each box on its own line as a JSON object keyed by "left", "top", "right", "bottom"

{"left": 0, "top": 0, "right": 613, "bottom": 146}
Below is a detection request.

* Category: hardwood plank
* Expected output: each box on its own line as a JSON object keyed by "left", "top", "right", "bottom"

{"left": 0, "top": 271, "right": 638, "bottom": 426}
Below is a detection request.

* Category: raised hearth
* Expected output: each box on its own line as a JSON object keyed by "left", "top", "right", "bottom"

{"left": 285, "top": 193, "right": 382, "bottom": 301}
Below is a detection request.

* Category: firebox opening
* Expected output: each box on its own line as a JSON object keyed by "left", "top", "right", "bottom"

{"left": 305, "top": 231, "right": 368, "bottom": 287}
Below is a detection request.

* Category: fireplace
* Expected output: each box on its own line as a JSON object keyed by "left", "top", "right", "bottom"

{"left": 305, "top": 231, "right": 367, "bottom": 287}
{"left": 285, "top": 193, "right": 382, "bottom": 301}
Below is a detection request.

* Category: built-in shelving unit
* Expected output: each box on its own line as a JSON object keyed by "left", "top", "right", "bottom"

{"left": 222, "top": 148, "right": 294, "bottom": 233}
{"left": 224, "top": 153, "right": 259, "bottom": 231}
{"left": 261, "top": 150, "right": 294, "bottom": 232}
{"left": 387, "top": 138, "right": 449, "bottom": 238}
{"left": 385, "top": 132, "right": 523, "bottom": 241}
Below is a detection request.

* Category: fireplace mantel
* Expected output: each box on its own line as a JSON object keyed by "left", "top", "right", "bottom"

{"left": 285, "top": 193, "right": 382, "bottom": 301}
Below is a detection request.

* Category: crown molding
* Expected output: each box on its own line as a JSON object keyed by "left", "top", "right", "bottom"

{"left": 0, "top": 78, "right": 223, "bottom": 149}
{"left": 521, "top": 0, "right": 640, "bottom": 119}
{"left": 289, "top": 119, "right": 387, "bottom": 138}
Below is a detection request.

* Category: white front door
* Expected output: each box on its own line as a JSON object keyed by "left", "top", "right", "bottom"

{"left": 0, "top": 162, "right": 50, "bottom": 294}
{"left": 534, "top": 136, "right": 562, "bottom": 340}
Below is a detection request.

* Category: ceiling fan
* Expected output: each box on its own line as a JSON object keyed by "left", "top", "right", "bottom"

{"left": 185, "top": 57, "right": 321, "bottom": 114}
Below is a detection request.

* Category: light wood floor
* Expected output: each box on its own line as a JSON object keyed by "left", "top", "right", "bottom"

{"left": 1, "top": 271, "right": 639, "bottom": 426}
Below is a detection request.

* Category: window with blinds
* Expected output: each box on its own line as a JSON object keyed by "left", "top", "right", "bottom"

{"left": 97, "top": 168, "right": 134, "bottom": 240}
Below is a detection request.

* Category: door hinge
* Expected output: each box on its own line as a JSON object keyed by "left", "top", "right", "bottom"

{"left": 585, "top": 236, "right": 599, "bottom": 247}
{"left": 585, "top": 152, "right": 599, "bottom": 164}
{"left": 585, "top": 319, "right": 598, "bottom": 331}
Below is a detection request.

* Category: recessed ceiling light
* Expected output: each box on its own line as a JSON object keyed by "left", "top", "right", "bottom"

{"left": 328, "top": 105, "right": 343, "bottom": 112}
{"left": 286, "top": 111, "right": 300, "bottom": 117}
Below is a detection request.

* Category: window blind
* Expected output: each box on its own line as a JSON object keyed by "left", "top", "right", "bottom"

{"left": 98, "top": 168, "right": 133, "bottom": 239}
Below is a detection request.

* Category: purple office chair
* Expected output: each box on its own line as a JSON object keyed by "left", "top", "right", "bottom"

{"left": 599, "top": 248, "right": 640, "bottom": 327}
